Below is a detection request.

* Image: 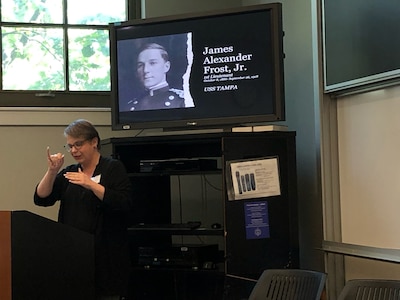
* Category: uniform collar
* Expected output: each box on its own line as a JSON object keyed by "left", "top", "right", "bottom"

{"left": 148, "top": 81, "right": 168, "bottom": 96}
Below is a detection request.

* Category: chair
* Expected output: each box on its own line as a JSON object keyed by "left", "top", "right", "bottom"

{"left": 248, "top": 269, "right": 327, "bottom": 300}
{"left": 338, "top": 279, "right": 400, "bottom": 300}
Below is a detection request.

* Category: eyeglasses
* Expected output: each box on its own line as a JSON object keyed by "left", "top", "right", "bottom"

{"left": 64, "top": 140, "right": 88, "bottom": 152}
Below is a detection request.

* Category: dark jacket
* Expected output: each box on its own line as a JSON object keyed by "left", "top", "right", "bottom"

{"left": 34, "top": 156, "right": 133, "bottom": 296}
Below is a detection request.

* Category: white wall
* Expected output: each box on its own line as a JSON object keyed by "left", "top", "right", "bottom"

{"left": 338, "top": 85, "right": 400, "bottom": 249}
{"left": 337, "top": 84, "right": 400, "bottom": 280}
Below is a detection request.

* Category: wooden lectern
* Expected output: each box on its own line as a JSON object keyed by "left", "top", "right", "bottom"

{"left": 0, "top": 210, "right": 95, "bottom": 300}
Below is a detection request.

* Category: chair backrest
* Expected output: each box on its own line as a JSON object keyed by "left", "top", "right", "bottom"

{"left": 248, "top": 269, "right": 327, "bottom": 300}
{"left": 338, "top": 279, "right": 400, "bottom": 300}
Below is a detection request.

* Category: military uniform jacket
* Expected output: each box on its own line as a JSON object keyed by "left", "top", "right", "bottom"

{"left": 129, "top": 85, "right": 185, "bottom": 111}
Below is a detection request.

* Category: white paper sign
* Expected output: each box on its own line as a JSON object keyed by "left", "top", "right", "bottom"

{"left": 229, "top": 157, "right": 280, "bottom": 200}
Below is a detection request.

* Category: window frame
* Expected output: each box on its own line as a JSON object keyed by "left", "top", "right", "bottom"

{"left": 0, "top": 0, "right": 141, "bottom": 107}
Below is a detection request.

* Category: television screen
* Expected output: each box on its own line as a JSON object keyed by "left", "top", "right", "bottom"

{"left": 323, "top": 0, "right": 400, "bottom": 93}
{"left": 109, "top": 3, "right": 285, "bottom": 131}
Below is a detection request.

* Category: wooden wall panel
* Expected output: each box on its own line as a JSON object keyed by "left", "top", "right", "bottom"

{"left": 0, "top": 211, "right": 11, "bottom": 300}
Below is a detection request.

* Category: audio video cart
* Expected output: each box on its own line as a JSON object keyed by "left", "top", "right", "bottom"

{"left": 101, "top": 131, "right": 299, "bottom": 300}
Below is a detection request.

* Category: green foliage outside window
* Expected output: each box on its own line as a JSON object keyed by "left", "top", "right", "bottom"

{"left": 1, "top": 0, "right": 127, "bottom": 92}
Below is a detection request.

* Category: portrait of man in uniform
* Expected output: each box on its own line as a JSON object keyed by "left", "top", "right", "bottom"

{"left": 129, "top": 43, "right": 185, "bottom": 111}
{"left": 116, "top": 32, "right": 195, "bottom": 112}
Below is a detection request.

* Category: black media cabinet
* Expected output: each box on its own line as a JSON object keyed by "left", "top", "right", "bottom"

{"left": 101, "top": 131, "right": 299, "bottom": 300}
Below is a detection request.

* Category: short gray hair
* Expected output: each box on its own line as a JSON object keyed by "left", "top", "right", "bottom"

{"left": 64, "top": 119, "right": 101, "bottom": 150}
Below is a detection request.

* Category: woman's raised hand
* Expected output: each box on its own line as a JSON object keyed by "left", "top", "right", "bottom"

{"left": 46, "top": 146, "right": 64, "bottom": 172}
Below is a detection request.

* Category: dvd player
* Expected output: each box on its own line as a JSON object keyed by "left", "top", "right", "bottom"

{"left": 137, "top": 244, "right": 220, "bottom": 269}
{"left": 131, "top": 221, "right": 201, "bottom": 230}
{"left": 140, "top": 158, "right": 218, "bottom": 172}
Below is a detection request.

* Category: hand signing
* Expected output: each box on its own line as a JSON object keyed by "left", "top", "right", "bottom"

{"left": 47, "top": 146, "right": 64, "bottom": 172}
{"left": 64, "top": 168, "right": 93, "bottom": 189}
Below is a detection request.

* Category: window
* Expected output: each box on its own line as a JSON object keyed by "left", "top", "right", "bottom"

{"left": 0, "top": 0, "right": 140, "bottom": 107}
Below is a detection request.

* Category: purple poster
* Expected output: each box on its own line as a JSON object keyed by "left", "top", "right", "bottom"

{"left": 244, "top": 201, "right": 270, "bottom": 239}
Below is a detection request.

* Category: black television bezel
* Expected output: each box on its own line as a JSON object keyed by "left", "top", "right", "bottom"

{"left": 109, "top": 3, "right": 285, "bottom": 131}
{"left": 322, "top": 0, "right": 400, "bottom": 94}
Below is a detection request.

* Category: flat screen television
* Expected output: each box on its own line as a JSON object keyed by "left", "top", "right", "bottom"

{"left": 109, "top": 3, "right": 285, "bottom": 131}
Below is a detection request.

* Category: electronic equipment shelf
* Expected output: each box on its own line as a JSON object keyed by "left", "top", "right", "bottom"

{"left": 101, "top": 131, "right": 299, "bottom": 300}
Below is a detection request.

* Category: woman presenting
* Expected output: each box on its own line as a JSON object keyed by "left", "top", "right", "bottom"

{"left": 34, "top": 119, "right": 133, "bottom": 300}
